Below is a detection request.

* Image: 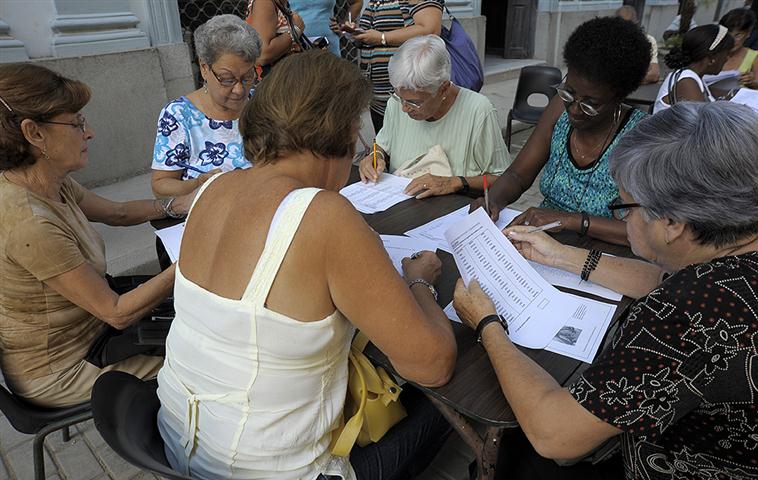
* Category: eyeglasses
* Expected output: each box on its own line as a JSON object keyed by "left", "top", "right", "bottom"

{"left": 38, "top": 115, "right": 87, "bottom": 133}
{"left": 390, "top": 92, "right": 426, "bottom": 110}
{"left": 553, "top": 77, "right": 605, "bottom": 117}
{"left": 209, "top": 65, "right": 257, "bottom": 88}
{"left": 607, "top": 197, "right": 641, "bottom": 220}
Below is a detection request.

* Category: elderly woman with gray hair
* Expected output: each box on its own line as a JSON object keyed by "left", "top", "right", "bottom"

{"left": 151, "top": 15, "right": 262, "bottom": 197}
{"left": 359, "top": 34, "right": 510, "bottom": 199}
{"left": 453, "top": 101, "right": 758, "bottom": 479}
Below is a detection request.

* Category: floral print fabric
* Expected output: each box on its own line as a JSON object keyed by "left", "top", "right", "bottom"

{"left": 152, "top": 96, "right": 251, "bottom": 180}
{"left": 570, "top": 252, "right": 758, "bottom": 479}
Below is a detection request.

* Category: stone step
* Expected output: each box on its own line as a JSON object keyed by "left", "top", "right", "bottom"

{"left": 484, "top": 56, "right": 546, "bottom": 84}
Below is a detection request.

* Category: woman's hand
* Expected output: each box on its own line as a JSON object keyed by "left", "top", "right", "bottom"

{"left": 404, "top": 174, "right": 462, "bottom": 199}
{"left": 469, "top": 196, "right": 501, "bottom": 222}
{"left": 401, "top": 251, "right": 442, "bottom": 285}
{"left": 739, "top": 72, "right": 756, "bottom": 88}
{"left": 169, "top": 188, "right": 200, "bottom": 217}
{"left": 359, "top": 153, "right": 386, "bottom": 182}
{"left": 453, "top": 278, "right": 496, "bottom": 330}
{"left": 503, "top": 225, "right": 571, "bottom": 268}
{"left": 354, "top": 29, "right": 383, "bottom": 46}
{"left": 508, "top": 207, "right": 578, "bottom": 232}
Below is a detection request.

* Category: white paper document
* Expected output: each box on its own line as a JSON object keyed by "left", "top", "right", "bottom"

{"left": 444, "top": 208, "right": 583, "bottom": 349}
{"left": 528, "top": 261, "right": 623, "bottom": 301}
{"left": 545, "top": 293, "right": 616, "bottom": 363}
{"left": 380, "top": 235, "right": 439, "bottom": 274}
{"left": 339, "top": 173, "right": 412, "bottom": 214}
{"left": 405, "top": 205, "right": 521, "bottom": 253}
{"left": 444, "top": 301, "right": 461, "bottom": 323}
{"left": 730, "top": 88, "right": 758, "bottom": 112}
{"left": 703, "top": 69, "right": 739, "bottom": 85}
{"left": 154, "top": 222, "right": 185, "bottom": 263}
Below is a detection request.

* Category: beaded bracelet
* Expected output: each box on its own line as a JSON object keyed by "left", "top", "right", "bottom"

{"left": 580, "top": 249, "right": 602, "bottom": 281}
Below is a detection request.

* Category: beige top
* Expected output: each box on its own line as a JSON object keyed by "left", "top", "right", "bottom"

{"left": 0, "top": 174, "right": 106, "bottom": 380}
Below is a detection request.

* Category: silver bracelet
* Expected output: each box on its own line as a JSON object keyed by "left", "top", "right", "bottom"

{"left": 159, "top": 197, "right": 183, "bottom": 219}
{"left": 407, "top": 278, "right": 438, "bottom": 301}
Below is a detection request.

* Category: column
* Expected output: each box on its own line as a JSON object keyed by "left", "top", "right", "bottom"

{"left": 0, "top": 17, "right": 28, "bottom": 62}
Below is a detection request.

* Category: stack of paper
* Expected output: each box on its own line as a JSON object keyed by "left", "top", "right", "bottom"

{"left": 405, "top": 205, "right": 521, "bottom": 253}
{"left": 339, "top": 173, "right": 412, "bottom": 214}
{"left": 731, "top": 88, "right": 758, "bottom": 112}
{"left": 703, "top": 70, "right": 739, "bottom": 85}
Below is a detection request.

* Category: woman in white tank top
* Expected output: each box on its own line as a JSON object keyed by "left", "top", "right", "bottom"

{"left": 654, "top": 24, "right": 734, "bottom": 113}
{"left": 157, "top": 50, "right": 456, "bottom": 479}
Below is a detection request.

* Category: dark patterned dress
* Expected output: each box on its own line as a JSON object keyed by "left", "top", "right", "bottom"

{"left": 569, "top": 252, "right": 758, "bottom": 479}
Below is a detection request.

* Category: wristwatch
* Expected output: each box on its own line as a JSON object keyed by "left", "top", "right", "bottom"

{"left": 580, "top": 212, "right": 590, "bottom": 236}
{"left": 380, "top": 32, "right": 387, "bottom": 46}
{"left": 476, "top": 314, "right": 508, "bottom": 344}
{"left": 457, "top": 176, "right": 470, "bottom": 194}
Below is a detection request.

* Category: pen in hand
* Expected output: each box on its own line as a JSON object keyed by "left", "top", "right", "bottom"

{"left": 524, "top": 221, "right": 562, "bottom": 233}
{"left": 483, "top": 175, "right": 489, "bottom": 216}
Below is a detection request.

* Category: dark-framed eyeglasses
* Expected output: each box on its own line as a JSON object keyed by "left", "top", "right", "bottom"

{"left": 209, "top": 65, "right": 257, "bottom": 88}
{"left": 38, "top": 115, "right": 87, "bottom": 133}
{"left": 608, "top": 197, "right": 641, "bottom": 220}
{"left": 390, "top": 91, "right": 425, "bottom": 110}
{"left": 553, "top": 76, "right": 604, "bottom": 117}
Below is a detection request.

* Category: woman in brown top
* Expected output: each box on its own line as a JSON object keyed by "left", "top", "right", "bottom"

{"left": 0, "top": 64, "right": 194, "bottom": 408}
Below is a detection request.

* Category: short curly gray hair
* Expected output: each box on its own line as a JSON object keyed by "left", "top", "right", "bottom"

{"left": 610, "top": 101, "right": 758, "bottom": 248}
{"left": 194, "top": 14, "right": 261, "bottom": 65}
{"left": 388, "top": 35, "right": 451, "bottom": 93}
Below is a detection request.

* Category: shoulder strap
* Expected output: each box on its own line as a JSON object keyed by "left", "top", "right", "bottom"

{"left": 186, "top": 172, "right": 224, "bottom": 219}
{"left": 240, "top": 187, "right": 321, "bottom": 304}
{"left": 668, "top": 69, "right": 683, "bottom": 106}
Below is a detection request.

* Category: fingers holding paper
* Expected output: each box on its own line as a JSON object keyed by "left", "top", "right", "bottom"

{"left": 503, "top": 226, "right": 568, "bottom": 268}
{"left": 401, "top": 250, "right": 441, "bottom": 284}
{"left": 358, "top": 153, "right": 386, "bottom": 183}
{"left": 453, "top": 278, "right": 496, "bottom": 330}
{"left": 404, "top": 173, "right": 459, "bottom": 199}
{"left": 469, "top": 196, "right": 500, "bottom": 222}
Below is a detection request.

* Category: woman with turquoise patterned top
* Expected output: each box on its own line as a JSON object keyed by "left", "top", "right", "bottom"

{"left": 151, "top": 15, "right": 261, "bottom": 198}
{"left": 472, "top": 17, "right": 651, "bottom": 246}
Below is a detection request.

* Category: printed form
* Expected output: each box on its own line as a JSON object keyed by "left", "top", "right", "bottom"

{"left": 443, "top": 208, "right": 610, "bottom": 349}
{"left": 339, "top": 173, "right": 412, "bottom": 214}
{"left": 380, "top": 235, "right": 439, "bottom": 274}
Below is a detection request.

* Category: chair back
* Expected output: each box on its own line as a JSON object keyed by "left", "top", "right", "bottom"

{"left": 91, "top": 371, "right": 191, "bottom": 480}
{"left": 0, "top": 380, "right": 90, "bottom": 434}
{"left": 511, "top": 66, "right": 563, "bottom": 124}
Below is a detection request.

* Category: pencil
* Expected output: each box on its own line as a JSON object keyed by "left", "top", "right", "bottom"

{"left": 373, "top": 141, "right": 377, "bottom": 171}
{"left": 483, "top": 175, "right": 489, "bottom": 216}
{"left": 525, "top": 221, "right": 562, "bottom": 233}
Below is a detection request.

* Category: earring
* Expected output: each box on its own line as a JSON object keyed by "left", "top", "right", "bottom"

{"left": 613, "top": 105, "right": 622, "bottom": 125}
{"left": 203, "top": 81, "right": 208, "bottom": 94}
{"left": 40, "top": 147, "right": 50, "bottom": 161}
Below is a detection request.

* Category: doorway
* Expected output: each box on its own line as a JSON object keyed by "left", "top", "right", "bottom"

{"left": 482, "top": 0, "right": 538, "bottom": 59}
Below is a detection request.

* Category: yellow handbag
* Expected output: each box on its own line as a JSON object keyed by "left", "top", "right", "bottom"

{"left": 330, "top": 332, "right": 407, "bottom": 457}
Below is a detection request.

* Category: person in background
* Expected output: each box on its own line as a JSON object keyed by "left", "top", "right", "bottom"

{"left": 359, "top": 35, "right": 510, "bottom": 198}
{"left": 246, "top": 0, "right": 306, "bottom": 71}
{"left": 454, "top": 101, "right": 758, "bottom": 480}
{"left": 654, "top": 24, "right": 734, "bottom": 113}
{"left": 471, "top": 17, "right": 651, "bottom": 246}
{"left": 152, "top": 15, "right": 261, "bottom": 198}
{"left": 616, "top": 6, "right": 660, "bottom": 84}
{"left": 719, "top": 8, "right": 758, "bottom": 88}
{"left": 349, "top": 0, "right": 444, "bottom": 133}
{"left": 663, "top": 0, "right": 698, "bottom": 40}
{"left": 157, "top": 50, "right": 455, "bottom": 480}
{"left": 288, "top": 0, "right": 360, "bottom": 56}
{"left": 0, "top": 64, "right": 195, "bottom": 408}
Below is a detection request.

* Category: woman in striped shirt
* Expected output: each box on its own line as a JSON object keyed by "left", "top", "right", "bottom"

{"left": 350, "top": 0, "right": 444, "bottom": 132}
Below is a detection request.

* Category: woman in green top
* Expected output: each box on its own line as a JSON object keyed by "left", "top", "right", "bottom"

{"left": 720, "top": 8, "right": 758, "bottom": 89}
{"left": 358, "top": 35, "right": 510, "bottom": 199}
{"left": 471, "top": 17, "right": 652, "bottom": 246}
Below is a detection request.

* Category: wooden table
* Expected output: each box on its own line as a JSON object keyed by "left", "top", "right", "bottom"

{"left": 348, "top": 169, "right": 635, "bottom": 479}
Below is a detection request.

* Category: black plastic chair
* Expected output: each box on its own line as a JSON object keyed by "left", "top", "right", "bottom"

{"left": 504, "top": 65, "right": 563, "bottom": 151}
{"left": 0, "top": 381, "right": 92, "bottom": 480}
{"left": 91, "top": 371, "right": 192, "bottom": 480}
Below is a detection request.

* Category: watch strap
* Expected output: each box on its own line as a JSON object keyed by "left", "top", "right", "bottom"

{"left": 476, "top": 314, "right": 508, "bottom": 344}
{"left": 580, "top": 212, "right": 590, "bottom": 236}
{"left": 458, "top": 176, "right": 469, "bottom": 194}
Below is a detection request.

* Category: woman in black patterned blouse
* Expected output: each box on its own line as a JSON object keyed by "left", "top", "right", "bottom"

{"left": 454, "top": 101, "right": 758, "bottom": 479}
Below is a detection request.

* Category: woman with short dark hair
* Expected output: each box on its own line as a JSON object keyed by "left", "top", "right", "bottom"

{"left": 472, "top": 17, "right": 651, "bottom": 246}
{"left": 157, "top": 50, "right": 455, "bottom": 480}
{"left": 719, "top": 8, "right": 758, "bottom": 88}
{"left": 0, "top": 64, "right": 194, "bottom": 408}
{"left": 455, "top": 101, "right": 758, "bottom": 479}
{"left": 654, "top": 24, "right": 735, "bottom": 112}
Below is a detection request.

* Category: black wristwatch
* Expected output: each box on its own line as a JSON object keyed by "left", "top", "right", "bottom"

{"left": 458, "top": 176, "right": 470, "bottom": 194}
{"left": 580, "top": 212, "right": 590, "bottom": 236}
{"left": 476, "top": 314, "right": 508, "bottom": 344}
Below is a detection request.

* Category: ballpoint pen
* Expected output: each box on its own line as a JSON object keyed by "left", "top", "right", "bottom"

{"left": 483, "top": 175, "right": 489, "bottom": 216}
{"left": 525, "top": 221, "right": 562, "bottom": 233}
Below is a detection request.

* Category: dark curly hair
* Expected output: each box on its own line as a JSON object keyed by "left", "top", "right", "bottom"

{"left": 664, "top": 25, "right": 735, "bottom": 69}
{"left": 0, "top": 64, "right": 90, "bottom": 170}
{"left": 563, "top": 16, "right": 652, "bottom": 99}
{"left": 720, "top": 8, "right": 756, "bottom": 32}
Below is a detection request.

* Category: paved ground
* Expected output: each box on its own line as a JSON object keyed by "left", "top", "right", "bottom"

{"left": 0, "top": 76, "right": 543, "bottom": 480}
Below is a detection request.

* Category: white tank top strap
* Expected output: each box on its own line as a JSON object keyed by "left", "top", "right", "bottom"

{"left": 240, "top": 187, "right": 322, "bottom": 305}
{"left": 186, "top": 172, "right": 225, "bottom": 218}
